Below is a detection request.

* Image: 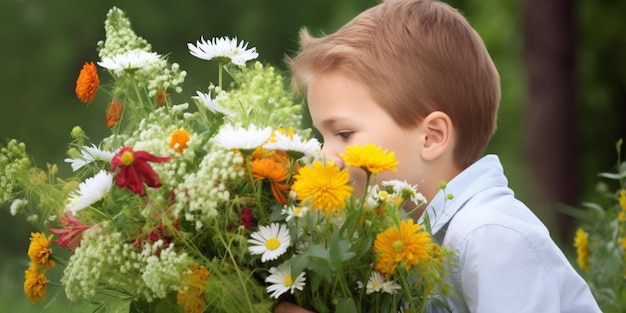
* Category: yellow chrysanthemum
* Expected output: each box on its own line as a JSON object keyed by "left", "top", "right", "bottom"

{"left": 24, "top": 265, "right": 49, "bottom": 303}
{"left": 169, "top": 129, "right": 191, "bottom": 153}
{"left": 619, "top": 189, "right": 626, "bottom": 212}
{"left": 373, "top": 219, "right": 431, "bottom": 275}
{"left": 292, "top": 161, "right": 353, "bottom": 215}
{"left": 341, "top": 143, "right": 399, "bottom": 174}
{"left": 177, "top": 263, "right": 210, "bottom": 313}
{"left": 75, "top": 62, "right": 100, "bottom": 105}
{"left": 573, "top": 228, "right": 590, "bottom": 272}
{"left": 27, "top": 232, "right": 55, "bottom": 269}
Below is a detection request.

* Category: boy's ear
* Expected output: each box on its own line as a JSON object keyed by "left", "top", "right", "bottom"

{"left": 420, "top": 111, "right": 453, "bottom": 161}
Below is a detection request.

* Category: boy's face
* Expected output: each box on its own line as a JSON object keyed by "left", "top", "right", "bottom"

{"left": 307, "top": 71, "right": 425, "bottom": 196}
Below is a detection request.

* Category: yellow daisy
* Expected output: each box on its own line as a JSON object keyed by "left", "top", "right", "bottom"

{"left": 24, "top": 265, "right": 49, "bottom": 303}
{"left": 341, "top": 143, "right": 399, "bottom": 174}
{"left": 573, "top": 228, "right": 590, "bottom": 272}
{"left": 27, "top": 232, "right": 55, "bottom": 269}
{"left": 291, "top": 161, "right": 353, "bottom": 215}
{"left": 373, "top": 219, "right": 431, "bottom": 275}
{"left": 177, "top": 263, "right": 210, "bottom": 313}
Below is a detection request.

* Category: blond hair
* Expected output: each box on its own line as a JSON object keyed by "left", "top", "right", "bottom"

{"left": 287, "top": 0, "right": 500, "bottom": 168}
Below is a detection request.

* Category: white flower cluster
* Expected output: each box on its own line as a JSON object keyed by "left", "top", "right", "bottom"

{"left": 142, "top": 244, "right": 192, "bottom": 299}
{"left": 97, "top": 7, "right": 186, "bottom": 98}
{"left": 174, "top": 146, "right": 244, "bottom": 230}
{"left": 63, "top": 227, "right": 190, "bottom": 302}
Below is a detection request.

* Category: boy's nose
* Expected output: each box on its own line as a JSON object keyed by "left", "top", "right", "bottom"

{"left": 320, "top": 145, "right": 345, "bottom": 169}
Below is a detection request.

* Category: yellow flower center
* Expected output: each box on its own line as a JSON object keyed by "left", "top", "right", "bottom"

{"left": 283, "top": 274, "right": 293, "bottom": 286}
{"left": 265, "top": 238, "right": 280, "bottom": 250}
{"left": 293, "top": 207, "right": 302, "bottom": 215}
{"left": 120, "top": 151, "right": 135, "bottom": 166}
{"left": 392, "top": 240, "right": 403, "bottom": 251}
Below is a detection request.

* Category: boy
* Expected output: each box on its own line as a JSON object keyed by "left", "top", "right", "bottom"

{"left": 278, "top": 0, "right": 601, "bottom": 312}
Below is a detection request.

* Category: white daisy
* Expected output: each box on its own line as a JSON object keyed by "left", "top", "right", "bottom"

{"left": 188, "top": 36, "right": 258, "bottom": 66}
{"left": 64, "top": 144, "right": 116, "bottom": 172}
{"left": 98, "top": 49, "right": 161, "bottom": 72}
{"left": 263, "top": 131, "right": 321, "bottom": 159}
{"left": 66, "top": 170, "right": 113, "bottom": 214}
{"left": 248, "top": 223, "right": 290, "bottom": 262}
{"left": 265, "top": 263, "right": 306, "bottom": 299}
{"left": 194, "top": 91, "right": 232, "bottom": 115}
{"left": 382, "top": 179, "right": 427, "bottom": 205}
{"left": 281, "top": 205, "right": 309, "bottom": 222}
{"left": 365, "top": 271, "right": 401, "bottom": 295}
{"left": 213, "top": 124, "right": 272, "bottom": 152}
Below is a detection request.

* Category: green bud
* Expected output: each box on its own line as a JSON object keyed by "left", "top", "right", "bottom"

{"left": 438, "top": 181, "right": 447, "bottom": 189}
{"left": 71, "top": 126, "right": 85, "bottom": 139}
{"left": 447, "top": 193, "right": 454, "bottom": 200}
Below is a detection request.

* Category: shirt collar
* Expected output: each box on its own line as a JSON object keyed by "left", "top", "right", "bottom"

{"left": 417, "top": 154, "right": 508, "bottom": 234}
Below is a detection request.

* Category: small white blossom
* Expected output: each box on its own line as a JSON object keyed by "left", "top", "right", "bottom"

{"left": 282, "top": 205, "right": 309, "bottom": 222}
{"left": 213, "top": 124, "right": 272, "bottom": 151}
{"left": 195, "top": 91, "right": 232, "bottom": 115}
{"left": 382, "top": 179, "right": 427, "bottom": 205}
{"left": 9, "top": 198, "right": 28, "bottom": 216}
{"left": 188, "top": 36, "right": 258, "bottom": 66}
{"left": 64, "top": 144, "right": 116, "bottom": 172}
{"left": 365, "top": 271, "right": 401, "bottom": 295}
{"left": 265, "top": 264, "right": 306, "bottom": 299}
{"left": 248, "top": 223, "right": 291, "bottom": 262}
{"left": 66, "top": 170, "right": 113, "bottom": 214}
{"left": 98, "top": 49, "right": 161, "bottom": 72}
{"left": 263, "top": 131, "right": 321, "bottom": 159}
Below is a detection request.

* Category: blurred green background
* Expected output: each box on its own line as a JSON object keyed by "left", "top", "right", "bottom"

{"left": 1, "top": 0, "right": 624, "bottom": 311}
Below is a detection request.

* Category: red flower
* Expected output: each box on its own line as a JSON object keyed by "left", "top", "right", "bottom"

{"left": 110, "top": 146, "right": 170, "bottom": 196}
{"left": 48, "top": 212, "right": 92, "bottom": 251}
{"left": 241, "top": 207, "right": 255, "bottom": 229}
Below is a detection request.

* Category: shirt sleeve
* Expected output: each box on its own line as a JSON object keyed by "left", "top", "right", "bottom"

{"left": 455, "top": 224, "right": 601, "bottom": 313}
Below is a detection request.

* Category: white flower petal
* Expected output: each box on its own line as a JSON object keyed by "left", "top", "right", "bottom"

{"left": 65, "top": 170, "right": 113, "bottom": 214}
{"left": 98, "top": 49, "right": 161, "bottom": 72}
{"left": 188, "top": 36, "right": 258, "bottom": 65}
{"left": 265, "top": 264, "right": 306, "bottom": 299}
{"left": 214, "top": 124, "right": 272, "bottom": 151}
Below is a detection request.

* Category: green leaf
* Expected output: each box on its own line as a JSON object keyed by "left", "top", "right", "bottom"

{"left": 335, "top": 297, "right": 358, "bottom": 313}
{"left": 107, "top": 299, "right": 131, "bottom": 313}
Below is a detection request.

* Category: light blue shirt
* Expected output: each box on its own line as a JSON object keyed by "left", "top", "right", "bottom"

{"left": 419, "top": 155, "right": 601, "bottom": 313}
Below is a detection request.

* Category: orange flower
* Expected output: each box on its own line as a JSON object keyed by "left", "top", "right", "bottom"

{"left": 106, "top": 99, "right": 123, "bottom": 128}
{"left": 24, "top": 265, "right": 49, "bottom": 303}
{"left": 250, "top": 152, "right": 290, "bottom": 204}
{"left": 156, "top": 89, "right": 171, "bottom": 106}
{"left": 27, "top": 232, "right": 55, "bottom": 269}
{"left": 177, "top": 263, "right": 210, "bottom": 313}
{"left": 169, "top": 129, "right": 191, "bottom": 153}
{"left": 75, "top": 62, "right": 100, "bottom": 105}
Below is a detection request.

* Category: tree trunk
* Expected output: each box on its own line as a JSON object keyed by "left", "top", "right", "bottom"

{"left": 523, "top": 0, "right": 576, "bottom": 244}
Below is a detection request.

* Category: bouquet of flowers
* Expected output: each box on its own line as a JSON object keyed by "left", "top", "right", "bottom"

{"left": 571, "top": 139, "right": 626, "bottom": 312}
{"left": 1, "top": 7, "right": 453, "bottom": 313}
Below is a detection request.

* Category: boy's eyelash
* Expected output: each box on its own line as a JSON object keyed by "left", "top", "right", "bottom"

{"left": 336, "top": 131, "right": 353, "bottom": 139}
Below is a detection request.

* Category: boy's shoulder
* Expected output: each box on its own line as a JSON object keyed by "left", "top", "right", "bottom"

{"left": 444, "top": 186, "right": 550, "bottom": 246}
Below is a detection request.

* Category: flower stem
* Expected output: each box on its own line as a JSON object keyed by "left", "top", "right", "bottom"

{"left": 218, "top": 63, "right": 223, "bottom": 90}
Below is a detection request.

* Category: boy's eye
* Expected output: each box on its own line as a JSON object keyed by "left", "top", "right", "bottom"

{"left": 336, "top": 131, "right": 353, "bottom": 140}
